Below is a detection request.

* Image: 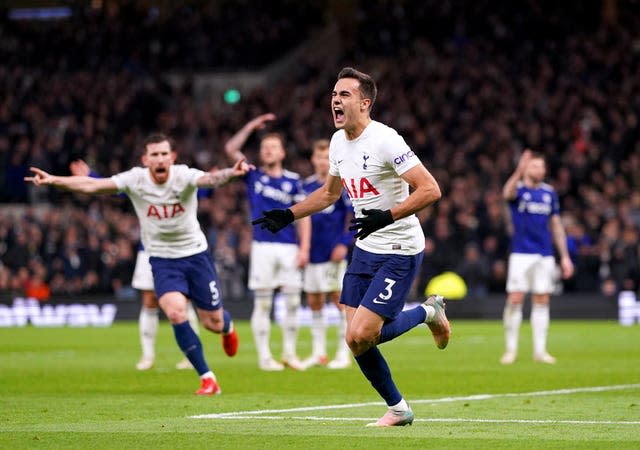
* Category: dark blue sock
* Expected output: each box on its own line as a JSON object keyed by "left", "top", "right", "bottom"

{"left": 172, "top": 321, "right": 209, "bottom": 375}
{"left": 222, "top": 309, "right": 232, "bottom": 334}
{"left": 354, "top": 346, "right": 402, "bottom": 406}
{"left": 379, "top": 305, "right": 427, "bottom": 344}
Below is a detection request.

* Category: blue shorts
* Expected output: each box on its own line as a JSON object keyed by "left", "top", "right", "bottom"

{"left": 341, "top": 247, "right": 423, "bottom": 320}
{"left": 149, "top": 251, "right": 223, "bottom": 311}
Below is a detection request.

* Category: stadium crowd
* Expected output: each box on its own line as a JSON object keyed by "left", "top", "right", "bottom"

{"left": 1, "top": 0, "right": 638, "bottom": 301}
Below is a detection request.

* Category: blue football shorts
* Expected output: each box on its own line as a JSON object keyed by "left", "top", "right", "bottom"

{"left": 340, "top": 246, "right": 423, "bottom": 320}
{"left": 149, "top": 250, "right": 224, "bottom": 311}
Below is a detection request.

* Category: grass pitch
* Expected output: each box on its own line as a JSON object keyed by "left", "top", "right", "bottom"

{"left": 1, "top": 319, "right": 639, "bottom": 449}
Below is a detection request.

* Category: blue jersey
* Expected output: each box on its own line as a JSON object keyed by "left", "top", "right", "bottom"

{"left": 303, "top": 175, "right": 354, "bottom": 263}
{"left": 508, "top": 182, "right": 560, "bottom": 256}
{"left": 246, "top": 168, "right": 305, "bottom": 244}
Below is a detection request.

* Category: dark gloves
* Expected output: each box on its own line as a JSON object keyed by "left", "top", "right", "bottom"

{"left": 349, "top": 208, "right": 394, "bottom": 240}
{"left": 252, "top": 208, "right": 295, "bottom": 233}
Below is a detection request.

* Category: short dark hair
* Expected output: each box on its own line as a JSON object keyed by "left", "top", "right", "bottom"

{"left": 142, "top": 133, "right": 173, "bottom": 153}
{"left": 337, "top": 67, "right": 377, "bottom": 110}
{"left": 312, "top": 138, "right": 330, "bottom": 153}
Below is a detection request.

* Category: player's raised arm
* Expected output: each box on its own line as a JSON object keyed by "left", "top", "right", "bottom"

{"left": 224, "top": 113, "right": 277, "bottom": 162}
{"left": 196, "top": 158, "right": 254, "bottom": 188}
{"left": 25, "top": 167, "right": 118, "bottom": 194}
{"left": 503, "top": 149, "right": 532, "bottom": 200}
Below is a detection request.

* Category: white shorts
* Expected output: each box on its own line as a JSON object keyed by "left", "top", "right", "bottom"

{"left": 303, "top": 260, "right": 347, "bottom": 293}
{"left": 249, "top": 241, "right": 303, "bottom": 290}
{"left": 506, "top": 253, "right": 556, "bottom": 295}
{"left": 131, "top": 250, "right": 155, "bottom": 292}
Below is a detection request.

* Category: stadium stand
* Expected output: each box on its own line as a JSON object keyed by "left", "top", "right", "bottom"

{"left": 0, "top": 1, "right": 638, "bottom": 307}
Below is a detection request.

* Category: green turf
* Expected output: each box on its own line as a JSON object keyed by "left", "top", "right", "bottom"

{"left": 1, "top": 319, "right": 639, "bottom": 449}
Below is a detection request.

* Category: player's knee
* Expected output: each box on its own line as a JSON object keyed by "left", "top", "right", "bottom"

{"left": 254, "top": 294, "right": 273, "bottom": 315}
{"left": 507, "top": 293, "right": 525, "bottom": 304}
{"left": 346, "top": 328, "right": 377, "bottom": 355}
{"left": 163, "top": 308, "right": 188, "bottom": 324}
{"left": 281, "top": 287, "right": 301, "bottom": 309}
{"left": 141, "top": 291, "right": 158, "bottom": 308}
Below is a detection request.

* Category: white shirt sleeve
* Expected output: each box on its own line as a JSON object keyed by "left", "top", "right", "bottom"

{"left": 328, "top": 132, "right": 342, "bottom": 178}
{"left": 381, "top": 131, "right": 421, "bottom": 176}
{"left": 111, "top": 167, "right": 141, "bottom": 193}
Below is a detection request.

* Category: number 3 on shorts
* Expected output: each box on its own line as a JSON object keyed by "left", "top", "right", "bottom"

{"left": 378, "top": 278, "right": 396, "bottom": 301}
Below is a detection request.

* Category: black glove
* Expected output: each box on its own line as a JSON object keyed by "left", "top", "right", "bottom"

{"left": 349, "top": 208, "right": 394, "bottom": 240}
{"left": 252, "top": 208, "right": 295, "bottom": 233}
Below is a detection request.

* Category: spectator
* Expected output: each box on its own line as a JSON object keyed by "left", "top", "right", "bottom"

{"left": 24, "top": 262, "right": 51, "bottom": 301}
{"left": 1, "top": 0, "right": 639, "bottom": 302}
{"left": 456, "top": 242, "right": 490, "bottom": 299}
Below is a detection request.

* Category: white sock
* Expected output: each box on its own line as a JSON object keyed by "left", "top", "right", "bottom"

{"left": 187, "top": 302, "right": 200, "bottom": 336}
{"left": 503, "top": 303, "right": 522, "bottom": 354}
{"left": 251, "top": 290, "right": 273, "bottom": 361}
{"left": 282, "top": 290, "right": 301, "bottom": 359}
{"left": 139, "top": 306, "right": 158, "bottom": 361}
{"left": 421, "top": 304, "right": 436, "bottom": 322}
{"left": 200, "top": 370, "right": 215, "bottom": 380}
{"left": 310, "top": 309, "right": 327, "bottom": 358}
{"left": 335, "top": 309, "right": 350, "bottom": 360}
{"left": 531, "top": 303, "right": 550, "bottom": 355}
{"left": 390, "top": 398, "right": 410, "bottom": 412}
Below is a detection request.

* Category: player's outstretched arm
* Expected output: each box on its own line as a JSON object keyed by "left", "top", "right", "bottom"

{"left": 197, "top": 158, "right": 255, "bottom": 188}
{"left": 224, "top": 113, "right": 276, "bottom": 162}
{"left": 252, "top": 174, "right": 343, "bottom": 234}
{"left": 25, "top": 167, "right": 118, "bottom": 194}
{"left": 290, "top": 174, "right": 343, "bottom": 219}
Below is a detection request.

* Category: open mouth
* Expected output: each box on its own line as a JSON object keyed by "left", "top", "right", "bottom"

{"left": 155, "top": 167, "right": 167, "bottom": 175}
{"left": 334, "top": 107, "right": 345, "bottom": 122}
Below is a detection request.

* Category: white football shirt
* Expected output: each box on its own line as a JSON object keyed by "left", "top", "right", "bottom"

{"left": 111, "top": 164, "right": 208, "bottom": 258}
{"left": 329, "top": 120, "right": 425, "bottom": 255}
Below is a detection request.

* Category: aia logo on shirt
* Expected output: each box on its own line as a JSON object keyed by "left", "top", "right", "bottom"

{"left": 341, "top": 177, "right": 380, "bottom": 199}
{"left": 146, "top": 203, "right": 185, "bottom": 219}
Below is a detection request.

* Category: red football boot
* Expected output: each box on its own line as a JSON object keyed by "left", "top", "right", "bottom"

{"left": 196, "top": 377, "right": 221, "bottom": 396}
{"left": 222, "top": 327, "right": 238, "bottom": 357}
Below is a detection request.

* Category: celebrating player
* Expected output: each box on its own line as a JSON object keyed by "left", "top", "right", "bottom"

{"left": 252, "top": 67, "right": 451, "bottom": 426}
{"left": 69, "top": 159, "right": 200, "bottom": 371}
{"left": 26, "top": 134, "right": 247, "bottom": 395}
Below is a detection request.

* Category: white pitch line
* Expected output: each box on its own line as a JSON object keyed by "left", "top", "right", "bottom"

{"left": 189, "top": 383, "right": 640, "bottom": 420}
{"left": 193, "top": 415, "right": 640, "bottom": 425}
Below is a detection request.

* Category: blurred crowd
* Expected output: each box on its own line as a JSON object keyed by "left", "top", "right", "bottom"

{"left": 1, "top": 0, "right": 639, "bottom": 301}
